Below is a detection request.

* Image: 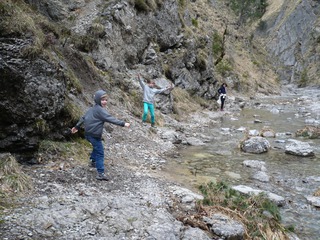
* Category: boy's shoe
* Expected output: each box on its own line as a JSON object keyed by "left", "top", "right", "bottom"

{"left": 89, "top": 160, "right": 96, "bottom": 168}
{"left": 142, "top": 121, "right": 147, "bottom": 126}
{"left": 151, "top": 124, "right": 157, "bottom": 128}
{"left": 96, "top": 173, "right": 109, "bottom": 181}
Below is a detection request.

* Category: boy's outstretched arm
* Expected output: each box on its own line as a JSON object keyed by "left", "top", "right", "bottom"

{"left": 71, "top": 116, "right": 85, "bottom": 134}
{"left": 137, "top": 73, "right": 145, "bottom": 88}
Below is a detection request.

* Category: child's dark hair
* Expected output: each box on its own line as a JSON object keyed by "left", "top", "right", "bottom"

{"left": 146, "top": 78, "right": 154, "bottom": 84}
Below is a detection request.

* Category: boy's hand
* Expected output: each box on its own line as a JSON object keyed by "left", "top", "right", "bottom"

{"left": 71, "top": 127, "right": 78, "bottom": 134}
{"left": 124, "top": 123, "right": 130, "bottom": 128}
{"left": 167, "top": 82, "right": 174, "bottom": 90}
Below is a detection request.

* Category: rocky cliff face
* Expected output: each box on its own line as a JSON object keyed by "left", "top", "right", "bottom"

{"left": 0, "top": 38, "right": 69, "bottom": 156}
{"left": 256, "top": 0, "right": 320, "bottom": 85}
{"left": 1, "top": 0, "right": 319, "bottom": 159}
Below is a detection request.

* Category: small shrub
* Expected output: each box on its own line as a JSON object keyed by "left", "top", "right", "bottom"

{"left": 34, "top": 119, "right": 49, "bottom": 134}
{"left": 257, "top": 20, "right": 267, "bottom": 31}
{"left": 230, "top": 0, "right": 268, "bottom": 24}
{"left": 178, "top": 0, "right": 186, "bottom": 8}
{"left": 89, "top": 22, "right": 106, "bottom": 38}
{"left": 72, "top": 35, "right": 98, "bottom": 52}
{"left": 298, "top": 69, "right": 308, "bottom": 87}
{"left": 196, "top": 51, "right": 207, "bottom": 70}
{"left": 134, "top": 0, "right": 150, "bottom": 12}
{"left": 212, "top": 32, "right": 223, "bottom": 59}
{"left": 191, "top": 18, "right": 198, "bottom": 28}
{"left": 215, "top": 59, "right": 232, "bottom": 76}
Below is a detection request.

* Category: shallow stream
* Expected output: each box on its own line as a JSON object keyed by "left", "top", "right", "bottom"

{"left": 164, "top": 87, "right": 320, "bottom": 239}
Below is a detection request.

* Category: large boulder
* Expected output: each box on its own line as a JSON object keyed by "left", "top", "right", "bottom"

{"left": 240, "top": 137, "right": 271, "bottom": 154}
{"left": 285, "top": 139, "right": 315, "bottom": 157}
{"left": 0, "top": 38, "right": 69, "bottom": 156}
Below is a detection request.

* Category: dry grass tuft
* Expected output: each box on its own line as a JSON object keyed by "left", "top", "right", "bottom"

{"left": 174, "top": 181, "right": 292, "bottom": 239}
{"left": 37, "top": 140, "right": 92, "bottom": 165}
{"left": 0, "top": 153, "right": 32, "bottom": 196}
{"left": 313, "top": 189, "right": 320, "bottom": 197}
{"left": 171, "top": 88, "right": 200, "bottom": 116}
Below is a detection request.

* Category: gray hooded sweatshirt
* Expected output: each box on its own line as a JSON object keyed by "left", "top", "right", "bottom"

{"left": 138, "top": 76, "right": 169, "bottom": 104}
{"left": 75, "top": 90, "right": 125, "bottom": 138}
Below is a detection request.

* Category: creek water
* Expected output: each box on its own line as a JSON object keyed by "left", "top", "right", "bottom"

{"left": 164, "top": 87, "right": 320, "bottom": 240}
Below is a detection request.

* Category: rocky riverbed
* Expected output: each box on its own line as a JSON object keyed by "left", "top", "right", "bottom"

{"left": 1, "top": 85, "right": 319, "bottom": 239}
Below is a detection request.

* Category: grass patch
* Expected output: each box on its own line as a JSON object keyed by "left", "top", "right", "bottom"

{"left": 71, "top": 34, "right": 99, "bottom": 52}
{"left": 0, "top": 153, "right": 32, "bottom": 213}
{"left": 63, "top": 99, "right": 84, "bottom": 124}
{"left": 37, "top": 139, "right": 92, "bottom": 164}
{"left": 229, "top": 0, "right": 268, "bottom": 25}
{"left": 0, "top": 0, "right": 66, "bottom": 58}
{"left": 64, "top": 68, "right": 83, "bottom": 93}
{"left": 171, "top": 88, "right": 201, "bottom": 119}
{"left": 196, "top": 181, "right": 292, "bottom": 239}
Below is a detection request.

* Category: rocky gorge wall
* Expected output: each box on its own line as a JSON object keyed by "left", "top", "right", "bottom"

{"left": 257, "top": 0, "right": 320, "bottom": 85}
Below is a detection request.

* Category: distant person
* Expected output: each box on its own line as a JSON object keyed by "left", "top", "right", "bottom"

{"left": 71, "top": 90, "right": 130, "bottom": 181}
{"left": 137, "top": 73, "right": 174, "bottom": 128}
{"left": 218, "top": 83, "right": 227, "bottom": 111}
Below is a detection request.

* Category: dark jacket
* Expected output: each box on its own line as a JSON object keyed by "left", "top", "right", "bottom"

{"left": 218, "top": 86, "right": 226, "bottom": 95}
{"left": 75, "top": 90, "right": 125, "bottom": 138}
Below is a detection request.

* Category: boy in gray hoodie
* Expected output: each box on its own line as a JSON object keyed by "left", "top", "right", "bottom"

{"left": 71, "top": 90, "right": 130, "bottom": 181}
{"left": 137, "top": 74, "right": 174, "bottom": 127}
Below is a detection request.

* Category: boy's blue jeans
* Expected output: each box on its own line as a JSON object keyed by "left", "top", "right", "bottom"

{"left": 142, "top": 102, "right": 155, "bottom": 124}
{"left": 85, "top": 135, "right": 104, "bottom": 174}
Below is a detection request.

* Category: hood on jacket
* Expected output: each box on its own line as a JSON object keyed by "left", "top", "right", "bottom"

{"left": 94, "top": 90, "right": 107, "bottom": 106}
